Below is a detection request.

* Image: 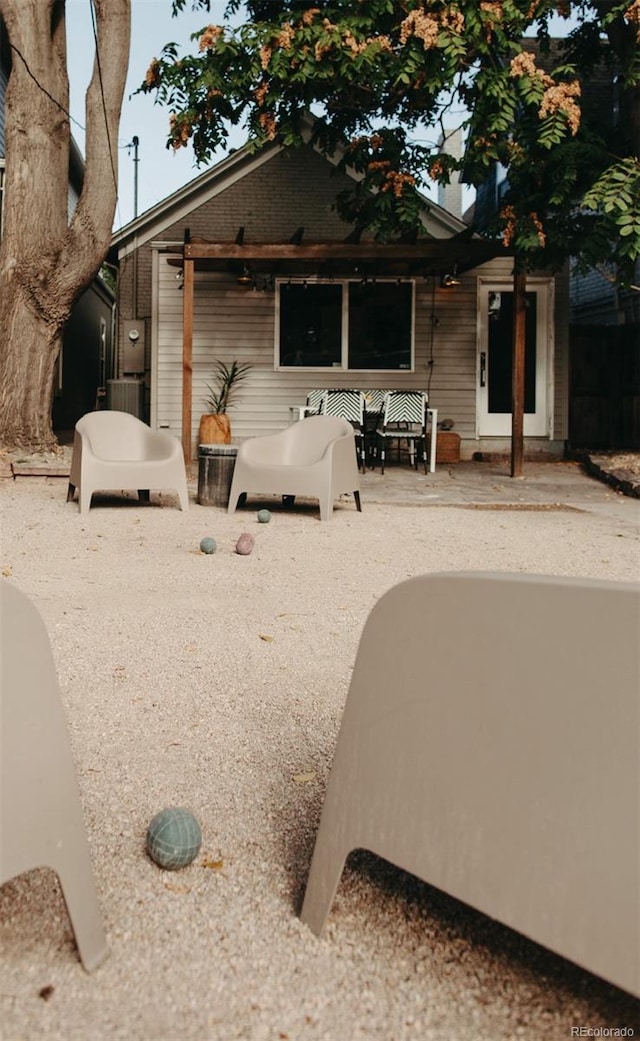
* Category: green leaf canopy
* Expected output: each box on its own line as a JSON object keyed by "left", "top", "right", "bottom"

{"left": 139, "top": 1, "right": 640, "bottom": 281}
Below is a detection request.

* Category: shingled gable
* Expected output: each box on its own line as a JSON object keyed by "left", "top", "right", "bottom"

{"left": 110, "top": 113, "right": 473, "bottom": 259}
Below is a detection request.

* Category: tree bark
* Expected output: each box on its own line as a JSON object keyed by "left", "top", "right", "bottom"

{"left": 0, "top": 0, "right": 130, "bottom": 450}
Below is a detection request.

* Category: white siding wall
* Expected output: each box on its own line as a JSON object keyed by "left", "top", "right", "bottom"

{"left": 415, "top": 272, "right": 481, "bottom": 439}
{"left": 153, "top": 252, "right": 567, "bottom": 456}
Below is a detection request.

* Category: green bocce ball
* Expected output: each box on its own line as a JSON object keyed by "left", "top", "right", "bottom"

{"left": 257, "top": 509, "right": 271, "bottom": 524}
{"left": 146, "top": 808, "right": 202, "bottom": 870}
{"left": 199, "top": 536, "right": 217, "bottom": 554}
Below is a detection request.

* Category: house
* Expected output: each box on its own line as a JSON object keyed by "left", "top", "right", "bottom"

{"left": 109, "top": 124, "right": 571, "bottom": 463}
{"left": 567, "top": 61, "right": 639, "bottom": 451}
{"left": 569, "top": 266, "right": 639, "bottom": 453}
{"left": 0, "top": 18, "right": 116, "bottom": 439}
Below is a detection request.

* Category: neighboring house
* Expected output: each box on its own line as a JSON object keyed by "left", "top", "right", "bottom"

{"left": 567, "top": 61, "right": 639, "bottom": 451}
{"left": 110, "top": 125, "right": 570, "bottom": 464}
{"left": 0, "top": 18, "right": 116, "bottom": 439}
{"left": 473, "top": 39, "right": 639, "bottom": 452}
{"left": 569, "top": 266, "right": 639, "bottom": 451}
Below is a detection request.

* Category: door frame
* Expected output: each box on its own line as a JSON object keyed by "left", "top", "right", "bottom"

{"left": 476, "top": 276, "right": 554, "bottom": 438}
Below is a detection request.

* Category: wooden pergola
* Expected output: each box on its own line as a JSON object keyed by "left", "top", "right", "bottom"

{"left": 178, "top": 230, "right": 528, "bottom": 475}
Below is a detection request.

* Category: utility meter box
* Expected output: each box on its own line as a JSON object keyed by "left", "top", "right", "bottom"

{"left": 122, "top": 319, "right": 145, "bottom": 374}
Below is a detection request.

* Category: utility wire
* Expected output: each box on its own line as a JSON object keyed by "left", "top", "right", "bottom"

{"left": 10, "top": 3, "right": 126, "bottom": 218}
{"left": 8, "top": 42, "right": 85, "bottom": 133}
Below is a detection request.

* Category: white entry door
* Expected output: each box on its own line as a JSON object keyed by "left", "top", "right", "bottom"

{"left": 477, "top": 279, "right": 552, "bottom": 437}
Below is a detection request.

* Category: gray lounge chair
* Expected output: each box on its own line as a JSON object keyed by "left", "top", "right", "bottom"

{"left": 67, "top": 410, "right": 189, "bottom": 513}
{"left": 228, "top": 415, "right": 362, "bottom": 521}
{"left": 0, "top": 583, "right": 107, "bottom": 972}
{"left": 300, "top": 571, "right": 640, "bottom": 997}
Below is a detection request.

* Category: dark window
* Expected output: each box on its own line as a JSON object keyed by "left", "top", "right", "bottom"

{"left": 487, "top": 291, "right": 538, "bottom": 414}
{"left": 348, "top": 282, "right": 412, "bottom": 370}
{"left": 278, "top": 283, "right": 342, "bottom": 368}
{"left": 278, "top": 280, "right": 413, "bottom": 371}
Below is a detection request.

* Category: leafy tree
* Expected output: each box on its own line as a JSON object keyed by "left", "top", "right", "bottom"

{"left": 141, "top": 0, "right": 639, "bottom": 280}
{"left": 0, "top": 1, "right": 131, "bottom": 451}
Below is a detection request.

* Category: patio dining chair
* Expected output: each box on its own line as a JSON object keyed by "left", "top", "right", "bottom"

{"left": 289, "top": 389, "right": 328, "bottom": 423}
{"left": 319, "top": 389, "right": 367, "bottom": 473}
{"left": 375, "top": 391, "right": 428, "bottom": 473}
{"left": 364, "top": 389, "right": 390, "bottom": 413}
{"left": 1, "top": 582, "right": 107, "bottom": 972}
{"left": 362, "top": 390, "right": 390, "bottom": 467}
{"left": 306, "top": 389, "right": 328, "bottom": 414}
{"left": 299, "top": 571, "right": 640, "bottom": 998}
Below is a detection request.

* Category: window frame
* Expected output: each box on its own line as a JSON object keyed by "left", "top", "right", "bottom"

{"left": 274, "top": 276, "right": 415, "bottom": 373}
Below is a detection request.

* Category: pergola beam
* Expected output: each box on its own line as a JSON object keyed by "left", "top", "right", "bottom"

{"left": 183, "top": 240, "right": 508, "bottom": 269}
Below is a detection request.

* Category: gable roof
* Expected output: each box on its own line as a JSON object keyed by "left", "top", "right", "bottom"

{"left": 111, "top": 117, "right": 470, "bottom": 259}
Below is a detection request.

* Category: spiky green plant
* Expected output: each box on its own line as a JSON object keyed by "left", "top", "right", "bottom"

{"left": 204, "top": 360, "right": 252, "bottom": 413}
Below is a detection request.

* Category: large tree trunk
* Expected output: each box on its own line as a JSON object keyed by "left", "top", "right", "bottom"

{"left": 0, "top": 0, "right": 130, "bottom": 451}
{"left": 1, "top": 295, "right": 62, "bottom": 448}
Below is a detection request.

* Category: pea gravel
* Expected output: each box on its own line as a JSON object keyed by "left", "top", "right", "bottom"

{"left": 0, "top": 465, "right": 638, "bottom": 1041}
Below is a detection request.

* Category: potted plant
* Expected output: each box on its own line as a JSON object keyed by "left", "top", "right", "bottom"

{"left": 198, "top": 359, "right": 252, "bottom": 445}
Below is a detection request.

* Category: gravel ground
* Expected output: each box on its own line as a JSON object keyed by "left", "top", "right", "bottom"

{"left": 0, "top": 471, "right": 639, "bottom": 1041}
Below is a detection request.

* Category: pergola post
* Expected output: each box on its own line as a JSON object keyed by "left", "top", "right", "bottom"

{"left": 511, "top": 267, "right": 527, "bottom": 477}
{"left": 182, "top": 255, "right": 194, "bottom": 466}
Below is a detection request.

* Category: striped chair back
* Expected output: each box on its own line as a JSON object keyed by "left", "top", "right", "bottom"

{"left": 320, "top": 389, "right": 365, "bottom": 428}
{"left": 381, "top": 391, "right": 427, "bottom": 429}
{"left": 365, "top": 389, "right": 390, "bottom": 414}
{"left": 306, "top": 389, "right": 328, "bottom": 413}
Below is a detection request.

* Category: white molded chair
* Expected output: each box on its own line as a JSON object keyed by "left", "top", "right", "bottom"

{"left": 67, "top": 410, "right": 189, "bottom": 514}
{"left": 228, "top": 415, "right": 362, "bottom": 521}
{"left": 300, "top": 571, "right": 640, "bottom": 998}
{"left": 0, "top": 582, "right": 107, "bottom": 972}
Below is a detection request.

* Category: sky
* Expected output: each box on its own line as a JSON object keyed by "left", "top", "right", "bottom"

{"left": 66, "top": 0, "right": 245, "bottom": 231}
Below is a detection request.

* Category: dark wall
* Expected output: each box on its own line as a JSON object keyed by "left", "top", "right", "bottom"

{"left": 569, "top": 324, "right": 640, "bottom": 449}
{"left": 52, "top": 282, "right": 114, "bottom": 436}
